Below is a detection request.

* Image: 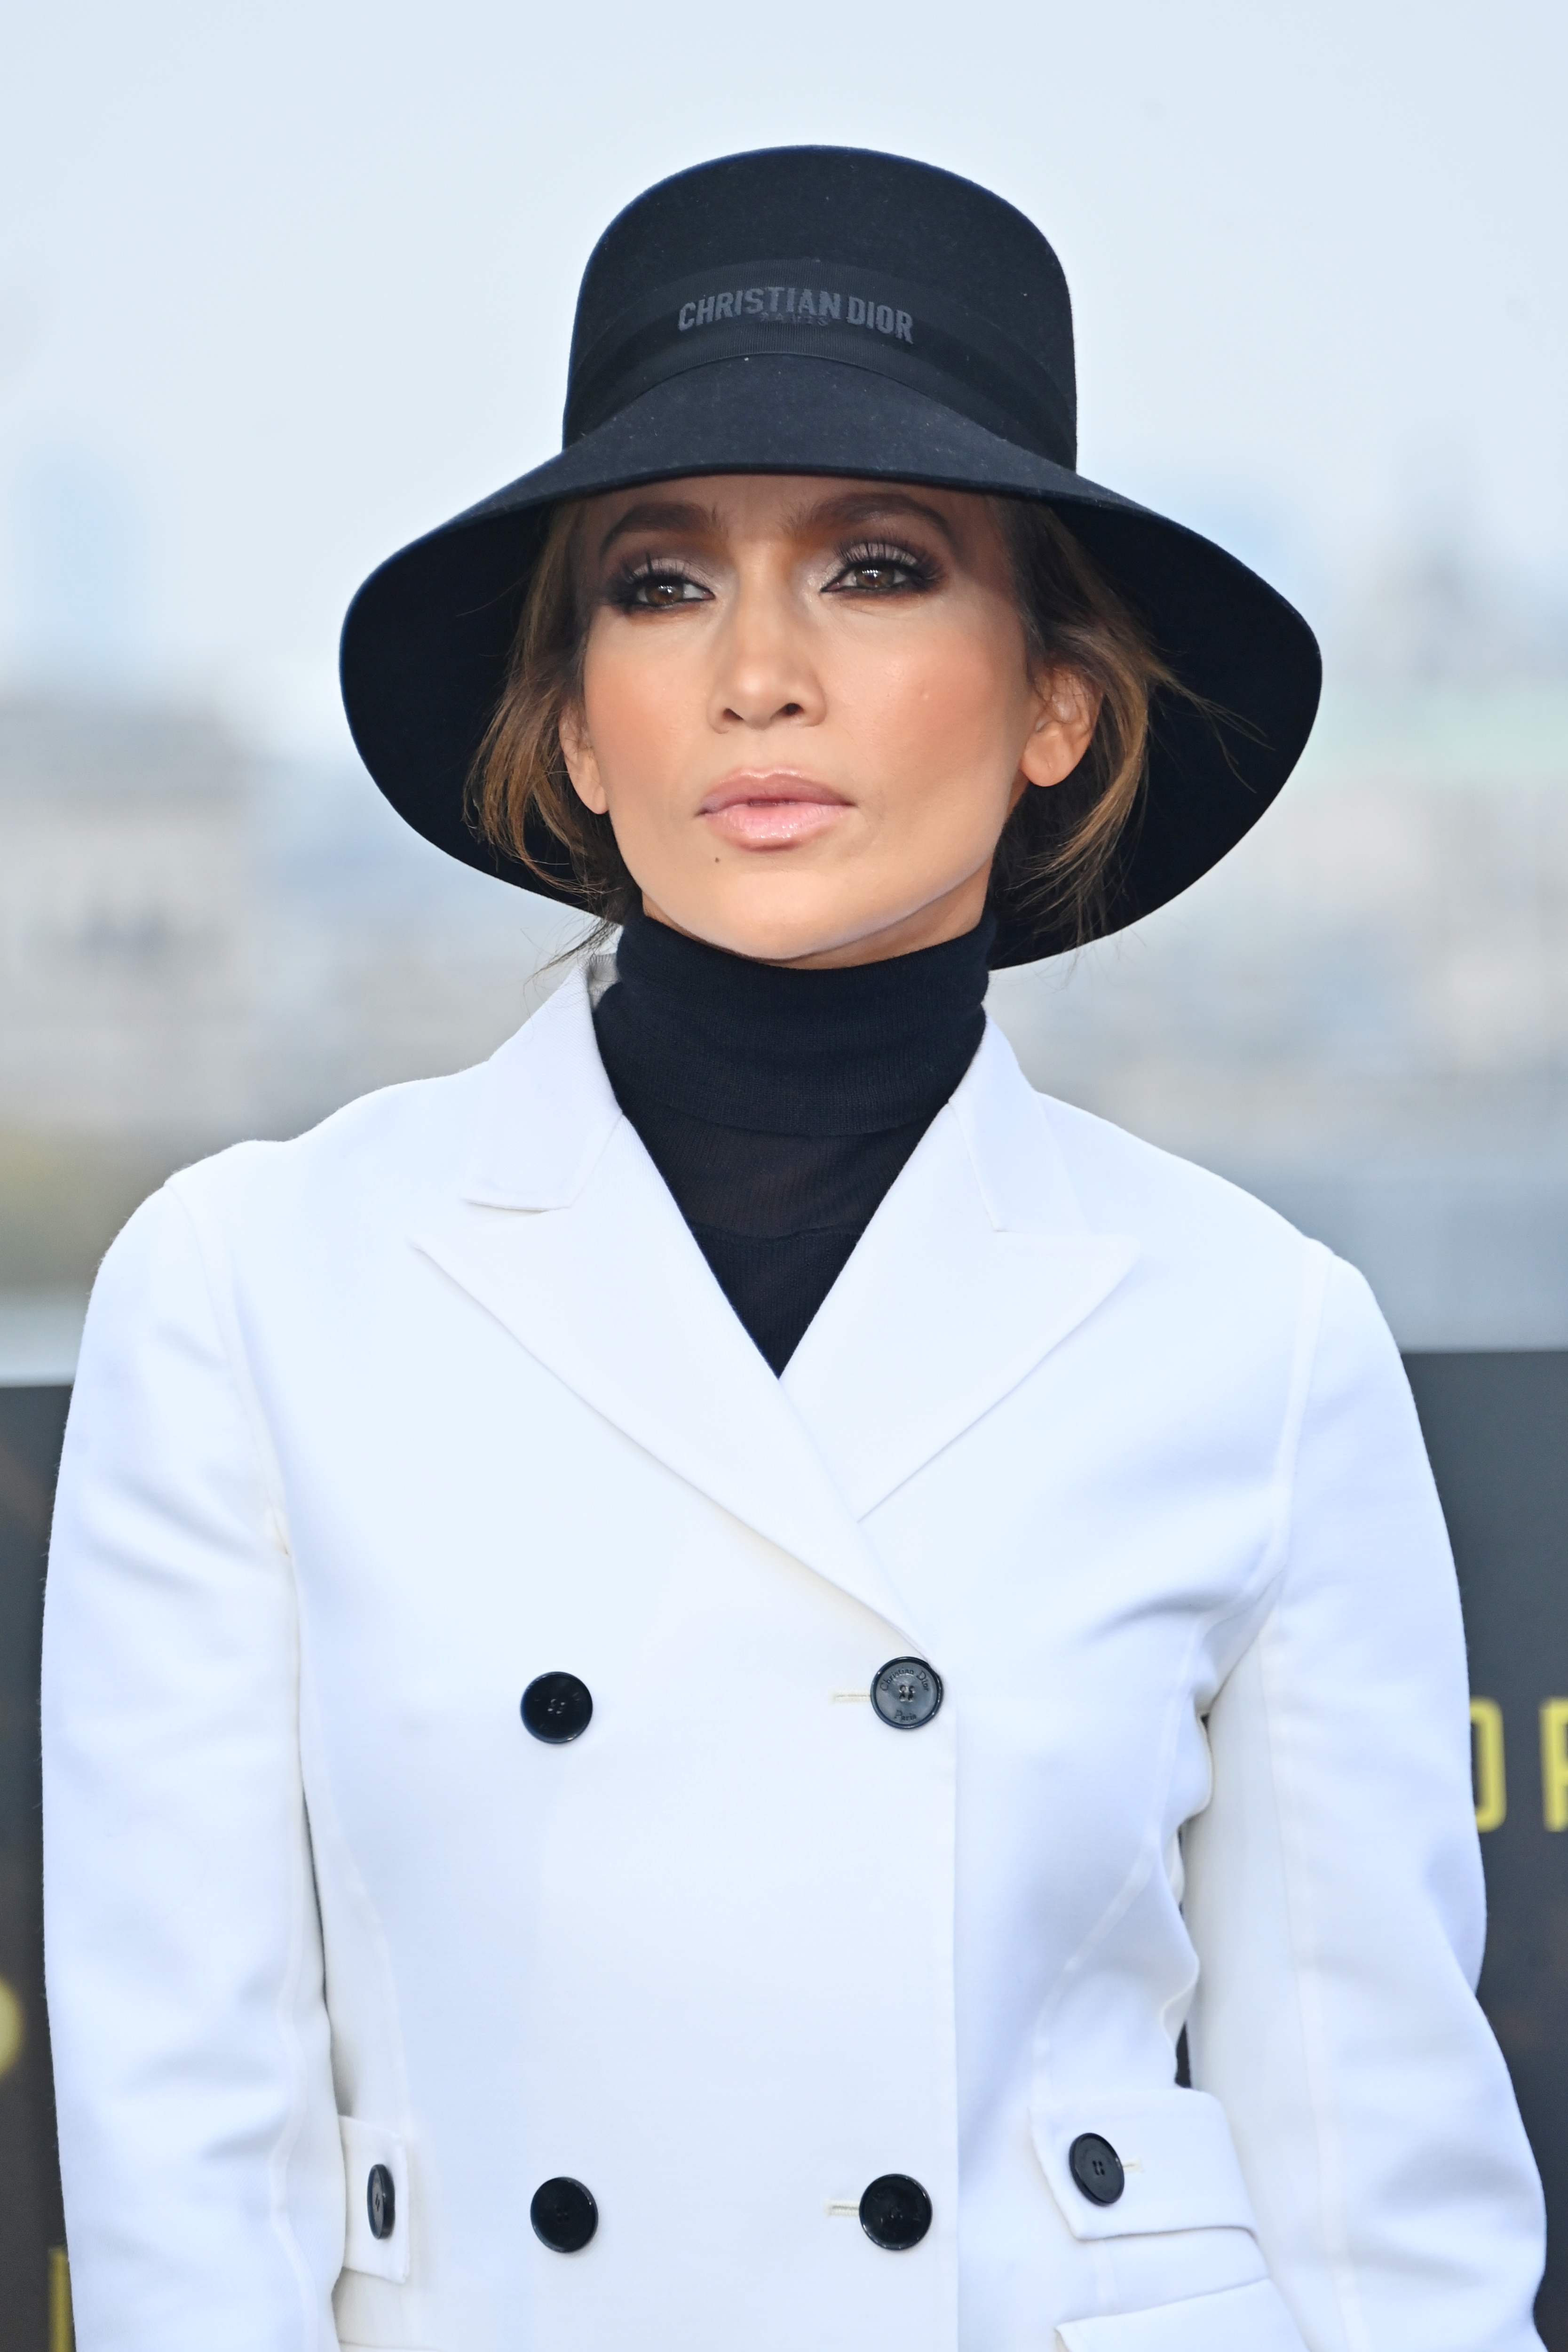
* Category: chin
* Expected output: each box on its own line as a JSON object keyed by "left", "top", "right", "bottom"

{"left": 708, "top": 917, "right": 845, "bottom": 966}
{"left": 656, "top": 881, "right": 849, "bottom": 966}
{"left": 723, "top": 919, "right": 920, "bottom": 970}
{"left": 657, "top": 860, "right": 982, "bottom": 966}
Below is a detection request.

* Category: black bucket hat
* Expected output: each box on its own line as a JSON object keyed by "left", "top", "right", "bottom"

{"left": 340, "top": 146, "right": 1320, "bottom": 967}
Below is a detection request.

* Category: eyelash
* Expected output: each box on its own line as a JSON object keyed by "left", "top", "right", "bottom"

{"left": 826, "top": 539, "right": 941, "bottom": 595}
{"left": 603, "top": 557, "right": 708, "bottom": 612}
{"left": 602, "top": 534, "right": 942, "bottom": 612}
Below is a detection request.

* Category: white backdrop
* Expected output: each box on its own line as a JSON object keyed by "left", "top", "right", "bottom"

{"left": 0, "top": 0, "right": 1564, "bottom": 755}
{"left": 1, "top": 0, "right": 1567, "bottom": 1375}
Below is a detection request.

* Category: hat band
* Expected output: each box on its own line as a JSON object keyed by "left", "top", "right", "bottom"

{"left": 563, "top": 259, "right": 1076, "bottom": 469}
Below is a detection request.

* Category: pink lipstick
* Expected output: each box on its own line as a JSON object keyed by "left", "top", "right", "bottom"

{"left": 697, "top": 771, "right": 850, "bottom": 851}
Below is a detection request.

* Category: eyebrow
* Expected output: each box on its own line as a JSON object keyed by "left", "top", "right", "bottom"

{"left": 595, "top": 500, "right": 717, "bottom": 561}
{"left": 792, "top": 490, "right": 959, "bottom": 547}
{"left": 594, "top": 487, "right": 959, "bottom": 564}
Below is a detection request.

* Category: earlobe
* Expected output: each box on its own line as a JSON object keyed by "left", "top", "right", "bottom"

{"left": 1018, "top": 718, "right": 1071, "bottom": 792}
{"left": 1019, "top": 670, "right": 1102, "bottom": 790}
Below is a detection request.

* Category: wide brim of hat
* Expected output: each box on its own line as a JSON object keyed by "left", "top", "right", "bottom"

{"left": 340, "top": 353, "right": 1321, "bottom": 968}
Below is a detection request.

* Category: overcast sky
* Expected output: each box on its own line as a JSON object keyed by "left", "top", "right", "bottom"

{"left": 1, "top": 0, "right": 1564, "bottom": 758}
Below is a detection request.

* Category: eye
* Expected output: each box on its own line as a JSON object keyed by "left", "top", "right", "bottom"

{"left": 824, "top": 540, "right": 940, "bottom": 596}
{"left": 606, "top": 559, "right": 711, "bottom": 612}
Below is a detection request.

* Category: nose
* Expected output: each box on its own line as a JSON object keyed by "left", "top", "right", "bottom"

{"left": 709, "top": 566, "right": 825, "bottom": 733}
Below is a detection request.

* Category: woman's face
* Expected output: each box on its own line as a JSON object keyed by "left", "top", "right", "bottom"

{"left": 560, "top": 474, "right": 1098, "bottom": 967}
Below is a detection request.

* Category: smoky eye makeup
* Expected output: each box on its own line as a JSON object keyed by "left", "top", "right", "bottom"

{"left": 599, "top": 552, "right": 715, "bottom": 612}
{"left": 823, "top": 536, "right": 944, "bottom": 595}
{"left": 591, "top": 512, "right": 950, "bottom": 610}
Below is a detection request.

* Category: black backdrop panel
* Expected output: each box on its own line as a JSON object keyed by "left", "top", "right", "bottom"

{"left": 1404, "top": 1353, "right": 1568, "bottom": 2349}
{"left": 0, "top": 1388, "right": 69, "bottom": 2352}
{"left": 0, "top": 1361, "right": 1564, "bottom": 2346}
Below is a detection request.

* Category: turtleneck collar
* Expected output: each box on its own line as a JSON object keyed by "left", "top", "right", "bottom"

{"left": 599, "top": 903, "right": 996, "bottom": 1136}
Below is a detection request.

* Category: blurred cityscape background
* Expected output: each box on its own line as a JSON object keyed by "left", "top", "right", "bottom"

{"left": 1, "top": 0, "right": 1566, "bottom": 1377}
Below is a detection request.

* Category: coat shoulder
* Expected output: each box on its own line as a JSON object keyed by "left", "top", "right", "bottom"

{"left": 164, "top": 1057, "right": 491, "bottom": 1236}
{"left": 1033, "top": 1090, "right": 1305, "bottom": 1248}
{"left": 1022, "top": 1090, "right": 1406, "bottom": 1469}
{"left": 145, "top": 969, "right": 602, "bottom": 1276}
{"left": 1026, "top": 1087, "right": 1347, "bottom": 1330}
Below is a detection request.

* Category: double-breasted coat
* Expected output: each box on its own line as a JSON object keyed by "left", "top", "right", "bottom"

{"left": 42, "top": 962, "right": 1544, "bottom": 2352}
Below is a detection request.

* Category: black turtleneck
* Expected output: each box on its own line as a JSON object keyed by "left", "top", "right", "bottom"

{"left": 592, "top": 906, "right": 995, "bottom": 1374}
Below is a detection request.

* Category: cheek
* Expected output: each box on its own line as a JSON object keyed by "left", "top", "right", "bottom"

{"left": 580, "top": 631, "right": 700, "bottom": 787}
{"left": 847, "top": 629, "right": 1025, "bottom": 796}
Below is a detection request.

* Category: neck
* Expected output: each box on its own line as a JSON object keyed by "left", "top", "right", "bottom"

{"left": 639, "top": 866, "right": 995, "bottom": 971}
{"left": 589, "top": 902, "right": 996, "bottom": 1372}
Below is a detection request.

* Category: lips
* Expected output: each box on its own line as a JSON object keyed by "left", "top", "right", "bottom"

{"left": 697, "top": 771, "right": 851, "bottom": 850}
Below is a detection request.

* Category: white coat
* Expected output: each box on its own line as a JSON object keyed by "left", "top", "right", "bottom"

{"left": 42, "top": 961, "right": 1544, "bottom": 2352}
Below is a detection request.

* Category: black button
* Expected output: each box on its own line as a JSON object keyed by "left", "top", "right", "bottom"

{"left": 858, "top": 2173, "right": 932, "bottom": 2249}
{"left": 366, "top": 2162, "right": 396, "bottom": 2240}
{"left": 1068, "top": 2133, "right": 1125, "bottom": 2206}
{"left": 531, "top": 2175, "right": 598, "bottom": 2252}
{"left": 871, "top": 1658, "right": 943, "bottom": 1729}
{"left": 522, "top": 1672, "right": 594, "bottom": 1744}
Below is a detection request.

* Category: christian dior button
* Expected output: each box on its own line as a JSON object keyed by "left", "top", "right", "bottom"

{"left": 531, "top": 2176, "right": 599, "bottom": 2252}
{"left": 871, "top": 1658, "right": 943, "bottom": 1729}
{"left": 366, "top": 2162, "right": 396, "bottom": 2241}
{"left": 859, "top": 2172, "right": 932, "bottom": 2249}
{"left": 1068, "top": 2132, "right": 1125, "bottom": 2206}
{"left": 521, "top": 1672, "right": 594, "bottom": 1744}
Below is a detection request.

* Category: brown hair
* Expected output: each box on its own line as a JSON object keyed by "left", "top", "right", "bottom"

{"left": 468, "top": 493, "right": 1177, "bottom": 948}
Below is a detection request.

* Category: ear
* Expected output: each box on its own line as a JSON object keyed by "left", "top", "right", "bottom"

{"left": 557, "top": 699, "right": 610, "bottom": 816}
{"left": 1018, "top": 667, "right": 1102, "bottom": 791}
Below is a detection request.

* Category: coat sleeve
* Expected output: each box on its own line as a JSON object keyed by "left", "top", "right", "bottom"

{"left": 42, "top": 1179, "right": 344, "bottom": 2352}
{"left": 1181, "top": 1248, "right": 1545, "bottom": 2352}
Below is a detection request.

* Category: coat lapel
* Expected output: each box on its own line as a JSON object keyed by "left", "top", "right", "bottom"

{"left": 782, "top": 1021, "right": 1138, "bottom": 1518}
{"left": 411, "top": 969, "right": 923, "bottom": 1642}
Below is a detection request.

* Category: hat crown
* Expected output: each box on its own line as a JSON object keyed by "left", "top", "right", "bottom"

{"left": 564, "top": 146, "right": 1077, "bottom": 464}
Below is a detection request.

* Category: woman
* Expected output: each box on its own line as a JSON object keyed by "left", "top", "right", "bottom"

{"left": 43, "top": 147, "right": 1543, "bottom": 2352}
